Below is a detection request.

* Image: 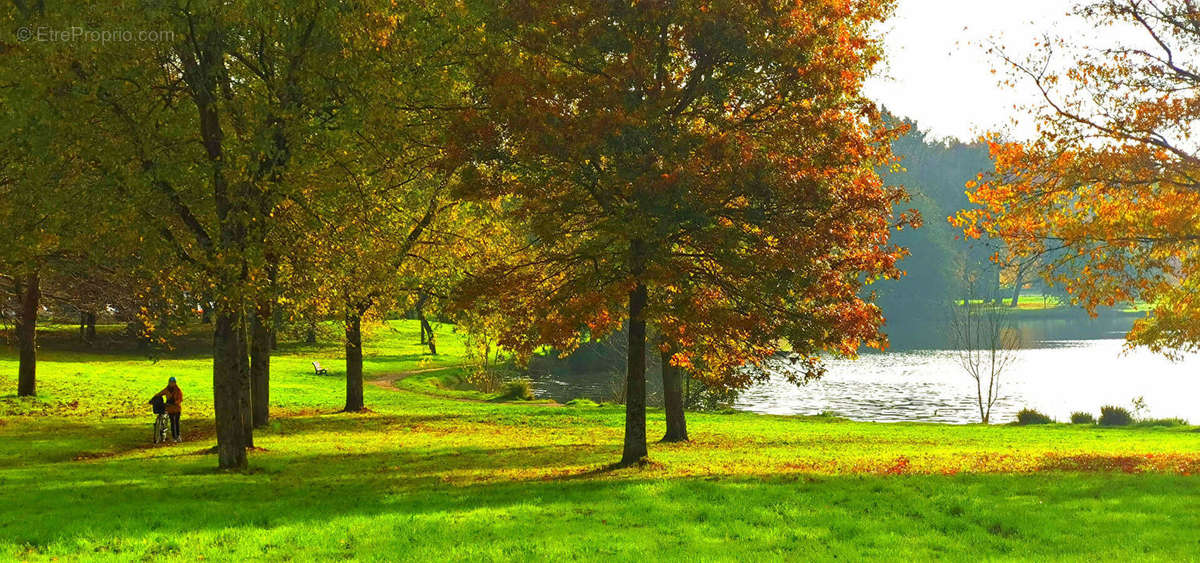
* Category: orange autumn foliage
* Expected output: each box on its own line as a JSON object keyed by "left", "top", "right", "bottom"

{"left": 457, "top": 0, "right": 912, "bottom": 388}
{"left": 956, "top": 0, "right": 1200, "bottom": 357}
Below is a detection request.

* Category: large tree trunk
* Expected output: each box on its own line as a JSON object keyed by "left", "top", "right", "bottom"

{"left": 186, "top": 33, "right": 257, "bottom": 467}
{"left": 1009, "top": 263, "right": 1025, "bottom": 308}
{"left": 415, "top": 292, "right": 435, "bottom": 354}
{"left": 419, "top": 314, "right": 436, "bottom": 355}
{"left": 237, "top": 311, "right": 253, "bottom": 448}
{"left": 250, "top": 299, "right": 271, "bottom": 428}
{"left": 85, "top": 312, "right": 96, "bottom": 341}
{"left": 270, "top": 305, "right": 280, "bottom": 351}
{"left": 267, "top": 263, "right": 280, "bottom": 351}
{"left": 660, "top": 348, "right": 688, "bottom": 443}
{"left": 992, "top": 266, "right": 1003, "bottom": 305}
{"left": 305, "top": 322, "right": 317, "bottom": 344}
{"left": 78, "top": 312, "right": 97, "bottom": 342}
{"left": 16, "top": 272, "right": 39, "bottom": 397}
{"left": 344, "top": 311, "right": 364, "bottom": 412}
{"left": 213, "top": 305, "right": 249, "bottom": 469}
{"left": 621, "top": 240, "right": 649, "bottom": 465}
{"left": 415, "top": 292, "right": 429, "bottom": 345}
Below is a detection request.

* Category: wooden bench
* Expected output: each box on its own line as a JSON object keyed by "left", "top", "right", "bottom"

{"left": 312, "top": 361, "right": 328, "bottom": 376}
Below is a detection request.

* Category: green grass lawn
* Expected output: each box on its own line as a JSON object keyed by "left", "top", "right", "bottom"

{"left": 957, "top": 292, "right": 1159, "bottom": 315}
{"left": 2, "top": 321, "right": 1199, "bottom": 560}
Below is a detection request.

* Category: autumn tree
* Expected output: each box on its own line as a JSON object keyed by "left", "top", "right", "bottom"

{"left": 284, "top": 2, "right": 480, "bottom": 413}
{"left": 0, "top": 3, "right": 129, "bottom": 396}
{"left": 296, "top": 173, "right": 448, "bottom": 413}
{"left": 0, "top": 110, "right": 65, "bottom": 397}
{"left": 957, "top": 0, "right": 1200, "bottom": 357}
{"left": 462, "top": 0, "right": 909, "bottom": 464}
{"left": 21, "top": 1, "right": 397, "bottom": 469}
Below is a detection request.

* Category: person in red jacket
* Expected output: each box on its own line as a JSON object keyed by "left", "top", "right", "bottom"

{"left": 152, "top": 377, "right": 184, "bottom": 442}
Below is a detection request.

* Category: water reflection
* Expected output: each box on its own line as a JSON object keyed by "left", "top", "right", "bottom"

{"left": 886, "top": 312, "right": 1133, "bottom": 351}
{"left": 528, "top": 356, "right": 664, "bottom": 405}
{"left": 529, "top": 313, "right": 1200, "bottom": 424}
{"left": 738, "top": 341, "right": 1200, "bottom": 424}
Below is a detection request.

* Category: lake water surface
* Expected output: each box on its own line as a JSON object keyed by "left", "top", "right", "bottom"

{"left": 737, "top": 339, "right": 1200, "bottom": 424}
{"left": 529, "top": 314, "right": 1200, "bottom": 424}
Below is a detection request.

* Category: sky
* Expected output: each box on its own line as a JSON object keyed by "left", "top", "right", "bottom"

{"left": 864, "top": 0, "right": 1085, "bottom": 142}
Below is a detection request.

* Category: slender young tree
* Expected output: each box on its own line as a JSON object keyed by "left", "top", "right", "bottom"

{"left": 951, "top": 267, "right": 1021, "bottom": 424}
{"left": 284, "top": 0, "right": 481, "bottom": 413}
{"left": 302, "top": 182, "right": 462, "bottom": 412}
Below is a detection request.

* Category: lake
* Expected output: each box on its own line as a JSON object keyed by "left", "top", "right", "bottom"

{"left": 528, "top": 314, "right": 1200, "bottom": 424}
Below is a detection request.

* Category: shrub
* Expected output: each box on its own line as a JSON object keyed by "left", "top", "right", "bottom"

{"left": 466, "top": 368, "right": 504, "bottom": 393}
{"left": 1015, "top": 408, "right": 1054, "bottom": 425}
{"left": 608, "top": 373, "right": 627, "bottom": 405}
{"left": 467, "top": 362, "right": 525, "bottom": 394}
{"left": 1099, "top": 405, "right": 1134, "bottom": 426}
{"left": 1134, "top": 417, "right": 1189, "bottom": 428}
{"left": 564, "top": 398, "right": 599, "bottom": 408}
{"left": 426, "top": 372, "right": 473, "bottom": 391}
{"left": 806, "top": 410, "right": 848, "bottom": 423}
{"left": 496, "top": 379, "right": 534, "bottom": 401}
{"left": 1070, "top": 412, "right": 1095, "bottom": 424}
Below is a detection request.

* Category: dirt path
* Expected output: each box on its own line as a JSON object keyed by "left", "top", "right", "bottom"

{"left": 367, "top": 365, "right": 564, "bottom": 408}
{"left": 366, "top": 365, "right": 464, "bottom": 391}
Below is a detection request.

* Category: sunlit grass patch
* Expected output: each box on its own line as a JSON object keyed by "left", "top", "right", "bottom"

{"left": 1, "top": 321, "right": 1199, "bottom": 560}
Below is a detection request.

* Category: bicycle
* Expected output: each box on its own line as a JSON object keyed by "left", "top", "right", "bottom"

{"left": 149, "top": 395, "right": 170, "bottom": 444}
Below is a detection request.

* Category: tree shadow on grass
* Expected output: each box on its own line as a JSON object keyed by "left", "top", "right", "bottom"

{"left": 268, "top": 412, "right": 477, "bottom": 435}
{"left": 0, "top": 418, "right": 155, "bottom": 467}
{"left": 6, "top": 400, "right": 1200, "bottom": 559}
{"left": 9, "top": 412, "right": 479, "bottom": 467}
{"left": 2, "top": 405, "right": 614, "bottom": 471}
{"left": 3, "top": 446, "right": 1200, "bottom": 560}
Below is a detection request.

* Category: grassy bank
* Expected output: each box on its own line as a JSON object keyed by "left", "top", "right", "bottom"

{"left": 2, "top": 322, "right": 1199, "bottom": 560}
{"left": 957, "top": 294, "right": 1152, "bottom": 319}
